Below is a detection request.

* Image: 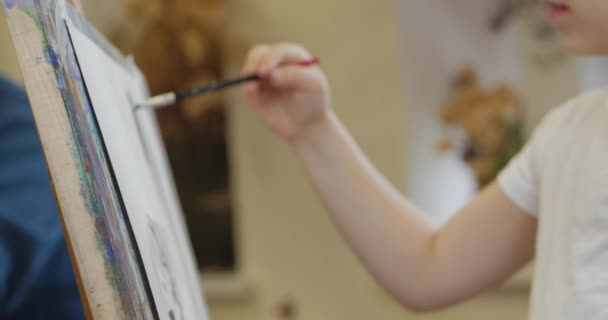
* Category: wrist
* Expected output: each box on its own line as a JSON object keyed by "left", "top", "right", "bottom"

{"left": 289, "top": 110, "right": 340, "bottom": 155}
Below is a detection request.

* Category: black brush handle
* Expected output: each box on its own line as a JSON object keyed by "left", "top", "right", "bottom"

{"left": 175, "top": 74, "right": 261, "bottom": 100}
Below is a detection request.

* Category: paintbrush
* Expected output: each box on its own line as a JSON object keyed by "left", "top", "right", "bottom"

{"left": 136, "top": 57, "right": 320, "bottom": 110}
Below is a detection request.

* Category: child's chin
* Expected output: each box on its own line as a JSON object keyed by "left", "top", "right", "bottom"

{"left": 559, "top": 35, "right": 608, "bottom": 56}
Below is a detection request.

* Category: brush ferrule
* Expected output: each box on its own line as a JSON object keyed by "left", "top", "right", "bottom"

{"left": 139, "top": 92, "right": 177, "bottom": 110}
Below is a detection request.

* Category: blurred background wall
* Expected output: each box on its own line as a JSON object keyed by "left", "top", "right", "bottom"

{"left": 0, "top": 0, "right": 582, "bottom": 319}
{"left": 0, "top": 13, "right": 22, "bottom": 81}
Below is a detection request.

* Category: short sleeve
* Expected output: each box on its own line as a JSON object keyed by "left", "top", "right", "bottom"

{"left": 497, "top": 107, "right": 561, "bottom": 216}
{"left": 498, "top": 138, "right": 540, "bottom": 216}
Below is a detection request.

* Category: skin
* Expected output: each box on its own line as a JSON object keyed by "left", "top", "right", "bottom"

{"left": 239, "top": 0, "right": 608, "bottom": 312}
{"left": 548, "top": 0, "right": 608, "bottom": 54}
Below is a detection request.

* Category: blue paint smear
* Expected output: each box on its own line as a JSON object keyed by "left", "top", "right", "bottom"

{"left": 105, "top": 238, "right": 116, "bottom": 263}
{"left": 46, "top": 45, "right": 59, "bottom": 68}
{"left": 4, "top": 0, "right": 19, "bottom": 9}
{"left": 56, "top": 74, "right": 66, "bottom": 90}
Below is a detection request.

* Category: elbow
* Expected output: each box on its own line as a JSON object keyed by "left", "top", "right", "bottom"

{"left": 391, "top": 279, "right": 452, "bottom": 314}
{"left": 398, "top": 295, "right": 445, "bottom": 314}
{"left": 396, "top": 248, "right": 447, "bottom": 312}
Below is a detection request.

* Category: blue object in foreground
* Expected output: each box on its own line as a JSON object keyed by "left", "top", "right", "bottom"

{"left": 0, "top": 75, "right": 85, "bottom": 319}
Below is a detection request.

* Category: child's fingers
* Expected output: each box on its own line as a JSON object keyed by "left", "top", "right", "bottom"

{"left": 258, "top": 43, "right": 312, "bottom": 77}
{"left": 268, "top": 65, "right": 317, "bottom": 90}
{"left": 244, "top": 82, "right": 258, "bottom": 99}
{"left": 242, "top": 45, "right": 271, "bottom": 75}
{"left": 243, "top": 44, "right": 319, "bottom": 109}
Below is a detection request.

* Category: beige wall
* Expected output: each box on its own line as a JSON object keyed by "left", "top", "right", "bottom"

{"left": 0, "top": 13, "right": 22, "bottom": 81}
{"left": 224, "top": 0, "right": 408, "bottom": 318}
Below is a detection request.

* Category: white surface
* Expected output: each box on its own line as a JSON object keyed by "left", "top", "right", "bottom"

{"left": 398, "top": 0, "right": 520, "bottom": 222}
{"left": 498, "top": 88, "right": 608, "bottom": 319}
{"left": 577, "top": 57, "right": 608, "bottom": 92}
{"left": 140, "top": 92, "right": 177, "bottom": 110}
{"left": 66, "top": 19, "right": 209, "bottom": 320}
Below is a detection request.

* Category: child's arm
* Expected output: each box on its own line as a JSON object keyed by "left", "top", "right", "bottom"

{"left": 242, "top": 43, "right": 537, "bottom": 311}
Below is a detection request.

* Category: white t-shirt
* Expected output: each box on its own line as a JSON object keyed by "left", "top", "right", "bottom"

{"left": 498, "top": 87, "right": 608, "bottom": 320}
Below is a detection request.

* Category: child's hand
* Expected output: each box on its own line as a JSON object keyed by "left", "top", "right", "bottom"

{"left": 242, "top": 43, "right": 332, "bottom": 144}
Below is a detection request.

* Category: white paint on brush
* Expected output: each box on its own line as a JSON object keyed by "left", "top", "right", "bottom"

{"left": 138, "top": 92, "right": 177, "bottom": 110}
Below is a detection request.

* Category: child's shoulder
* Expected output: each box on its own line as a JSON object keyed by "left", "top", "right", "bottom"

{"left": 540, "top": 86, "right": 608, "bottom": 129}
{"left": 528, "top": 86, "right": 608, "bottom": 152}
{"left": 556, "top": 85, "right": 608, "bottom": 116}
